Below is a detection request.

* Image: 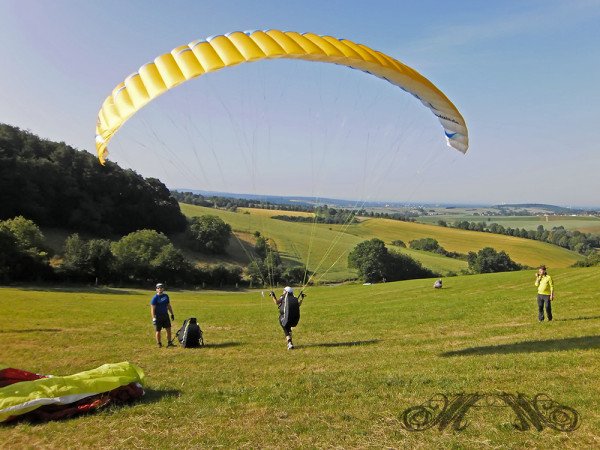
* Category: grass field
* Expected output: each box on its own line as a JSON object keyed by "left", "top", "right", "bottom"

{"left": 3, "top": 266, "right": 600, "bottom": 448}
{"left": 355, "top": 219, "right": 583, "bottom": 270}
{"left": 179, "top": 204, "right": 584, "bottom": 282}
{"left": 415, "top": 214, "right": 600, "bottom": 234}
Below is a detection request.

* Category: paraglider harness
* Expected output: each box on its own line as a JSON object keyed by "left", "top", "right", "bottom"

{"left": 271, "top": 291, "right": 304, "bottom": 328}
{"left": 172, "top": 317, "right": 204, "bottom": 348}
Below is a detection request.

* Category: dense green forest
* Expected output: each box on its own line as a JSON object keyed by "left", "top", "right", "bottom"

{"left": 0, "top": 124, "right": 186, "bottom": 236}
{"left": 0, "top": 124, "right": 239, "bottom": 286}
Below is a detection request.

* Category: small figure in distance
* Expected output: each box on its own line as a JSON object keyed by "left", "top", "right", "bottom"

{"left": 535, "top": 265, "right": 554, "bottom": 322}
{"left": 270, "top": 286, "right": 304, "bottom": 350}
{"left": 151, "top": 283, "right": 176, "bottom": 347}
{"left": 434, "top": 279, "right": 443, "bottom": 289}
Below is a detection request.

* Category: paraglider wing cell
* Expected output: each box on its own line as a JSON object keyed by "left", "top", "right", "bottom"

{"left": 95, "top": 30, "right": 468, "bottom": 164}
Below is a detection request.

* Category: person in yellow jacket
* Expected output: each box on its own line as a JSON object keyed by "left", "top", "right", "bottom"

{"left": 535, "top": 265, "right": 554, "bottom": 322}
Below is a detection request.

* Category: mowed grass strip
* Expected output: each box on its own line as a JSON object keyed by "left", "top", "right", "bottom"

{"left": 2, "top": 266, "right": 600, "bottom": 448}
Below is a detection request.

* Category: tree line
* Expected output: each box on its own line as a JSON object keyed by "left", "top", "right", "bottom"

{"left": 392, "top": 237, "right": 523, "bottom": 275}
{"left": 171, "top": 191, "right": 318, "bottom": 212}
{"left": 173, "top": 190, "right": 417, "bottom": 223}
{"left": 0, "top": 214, "right": 242, "bottom": 286}
{"left": 272, "top": 206, "right": 357, "bottom": 225}
{"left": 348, "top": 238, "right": 436, "bottom": 283}
{"left": 451, "top": 220, "right": 599, "bottom": 256}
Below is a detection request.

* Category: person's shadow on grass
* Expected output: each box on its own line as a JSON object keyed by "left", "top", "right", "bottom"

{"left": 202, "top": 342, "right": 243, "bottom": 348}
{"left": 441, "top": 335, "right": 600, "bottom": 357}
{"left": 297, "top": 339, "right": 380, "bottom": 349}
{"left": 555, "top": 315, "right": 600, "bottom": 322}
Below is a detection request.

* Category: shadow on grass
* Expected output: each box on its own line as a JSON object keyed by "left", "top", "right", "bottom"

{"left": 14, "top": 286, "right": 138, "bottom": 295}
{"left": 142, "top": 388, "right": 181, "bottom": 403}
{"left": 1, "top": 389, "right": 180, "bottom": 426}
{"left": 441, "top": 335, "right": 600, "bottom": 357}
{"left": 203, "top": 342, "right": 243, "bottom": 348}
{"left": 555, "top": 315, "right": 600, "bottom": 322}
{"left": 0, "top": 328, "right": 61, "bottom": 333}
{"left": 298, "top": 339, "right": 380, "bottom": 348}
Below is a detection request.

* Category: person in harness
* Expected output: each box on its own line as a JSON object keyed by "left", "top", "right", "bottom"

{"left": 270, "top": 286, "right": 303, "bottom": 350}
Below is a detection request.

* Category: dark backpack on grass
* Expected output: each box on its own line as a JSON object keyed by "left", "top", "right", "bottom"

{"left": 176, "top": 317, "right": 203, "bottom": 348}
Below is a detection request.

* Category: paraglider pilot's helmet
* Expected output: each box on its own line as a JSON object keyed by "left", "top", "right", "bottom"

{"left": 284, "top": 286, "right": 293, "bottom": 294}
{"left": 156, "top": 283, "right": 164, "bottom": 290}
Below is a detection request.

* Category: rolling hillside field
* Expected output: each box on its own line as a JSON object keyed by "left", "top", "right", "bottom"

{"left": 180, "top": 203, "right": 366, "bottom": 282}
{"left": 179, "top": 204, "right": 584, "bottom": 282}
{"left": 416, "top": 214, "right": 600, "bottom": 234}
{"left": 354, "top": 219, "right": 583, "bottom": 269}
{"left": 3, "top": 266, "right": 600, "bottom": 447}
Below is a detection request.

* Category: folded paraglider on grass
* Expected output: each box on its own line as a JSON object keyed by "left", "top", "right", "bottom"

{"left": 0, "top": 362, "right": 145, "bottom": 423}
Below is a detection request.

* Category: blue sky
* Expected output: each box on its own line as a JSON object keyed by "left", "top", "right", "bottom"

{"left": 1, "top": 0, "right": 599, "bottom": 207}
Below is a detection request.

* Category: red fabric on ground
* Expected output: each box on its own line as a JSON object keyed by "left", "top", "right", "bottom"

{"left": 0, "top": 368, "right": 46, "bottom": 388}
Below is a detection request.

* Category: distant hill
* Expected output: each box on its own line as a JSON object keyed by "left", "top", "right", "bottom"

{"left": 178, "top": 190, "right": 599, "bottom": 213}
{"left": 493, "top": 204, "right": 594, "bottom": 215}
{"left": 176, "top": 189, "right": 487, "bottom": 209}
{"left": 176, "top": 189, "right": 392, "bottom": 208}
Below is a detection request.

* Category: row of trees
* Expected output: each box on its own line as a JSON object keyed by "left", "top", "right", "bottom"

{"left": 393, "top": 236, "right": 523, "bottom": 275}
{"left": 348, "top": 238, "right": 436, "bottom": 283}
{"left": 407, "top": 237, "right": 466, "bottom": 260}
{"left": 173, "top": 190, "right": 417, "bottom": 223}
{"left": 0, "top": 212, "right": 530, "bottom": 287}
{"left": 272, "top": 209, "right": 356, "bottom": 225}
{"left": 63, "top": 229, "right": 242, "bottom": 286}
{"left": 171, "top": 191, "right": 318, "bottom": 212}
{"left": 467, "top": 248, "right": 522, "bottom": 273}
{"left": 452, "top": 220, "right": 599, "bottom": 255}
{"left": 0, "top": 215, "right": 241, "bottom": 286}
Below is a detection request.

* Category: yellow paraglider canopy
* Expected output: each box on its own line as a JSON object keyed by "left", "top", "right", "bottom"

{"left": 95, "top": 30, "right": 468, "bottom": 164}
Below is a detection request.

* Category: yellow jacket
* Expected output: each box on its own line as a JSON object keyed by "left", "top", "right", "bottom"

{"left": 535, "top": 274, "right": 554, "bottom": 295}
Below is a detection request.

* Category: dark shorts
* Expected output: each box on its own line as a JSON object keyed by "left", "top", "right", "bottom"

{"left": 155, "top": 313, "right": 171, "bottom": 331}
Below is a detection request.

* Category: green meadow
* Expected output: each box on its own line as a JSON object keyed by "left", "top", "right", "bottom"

{"left": 3, "top": 266, "right": 600, "bottom": 448}
{"left": 416, "top": 214, "right": 600, "bottom": 234}
{"left": 179, "top": 204, "right": 584, "bottom": 282}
